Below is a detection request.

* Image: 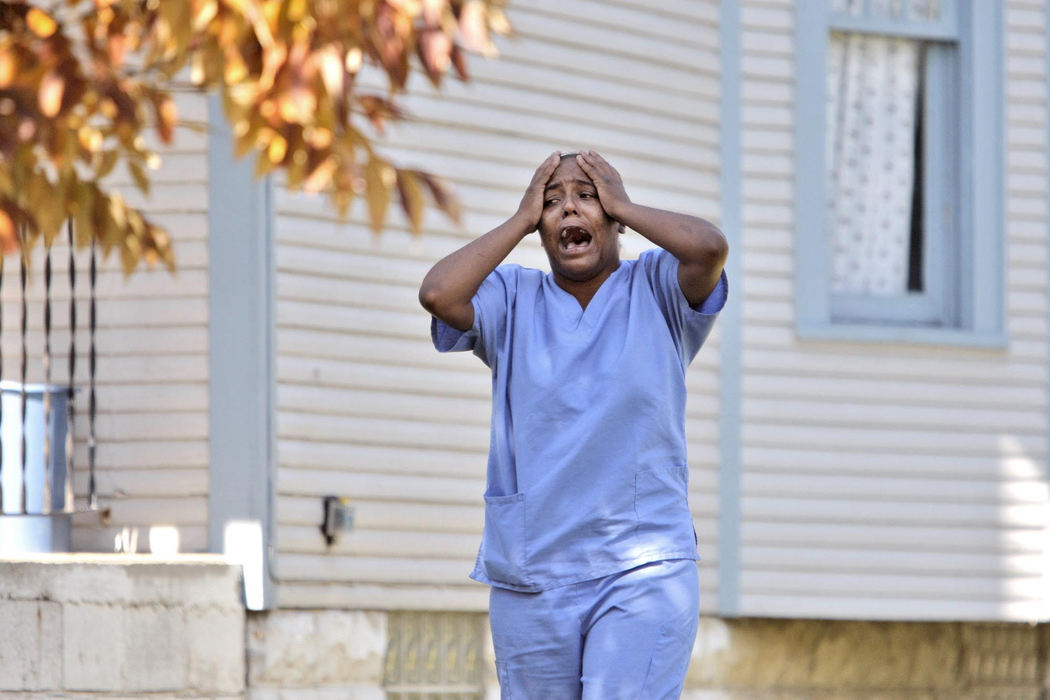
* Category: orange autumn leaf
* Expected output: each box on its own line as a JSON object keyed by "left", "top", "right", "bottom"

{"left": 25, "top": 7, "right": 57, "bottom": 38}
{"left": 0, "top": 208, "right": 17, "bottom": 254}
{"left": 151, "top": 92, "right": 177, "bottom": 144}
{"left": 0, "top": 49, "right": 17, "bottom": 89}
{"left": 38, "top": 71, "right": 65, "bottom": 118}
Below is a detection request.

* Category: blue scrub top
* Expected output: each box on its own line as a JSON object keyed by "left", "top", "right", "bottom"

{"left": 432, "top": 248, "right": 728, "bottom": 591}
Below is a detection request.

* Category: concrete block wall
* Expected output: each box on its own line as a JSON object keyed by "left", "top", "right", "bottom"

{"left": 684, "top": 618, "right": 1050, "bottom": 699}
{"left": 248, "top": 610, "right": 1050, "bottom": 699}
{"left": 248, "top": 610, "right": 495, "bottom": 699}
{"left": 247, "top": 610, "right": 390, "bottom": 700}
{"left": 5, "top": 560, "right": 1050, "bottom": 699}
{"left": 0, "top": 555, "right": 245, "bottom": 697}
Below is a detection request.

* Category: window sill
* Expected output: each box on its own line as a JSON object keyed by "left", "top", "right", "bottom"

{"left": 797, "top": 323, "right": 1008, "bottom": 349}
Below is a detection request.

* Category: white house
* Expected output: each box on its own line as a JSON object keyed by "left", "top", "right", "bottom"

{"left": 3, "top": 0, "right": 1049, "bottom": 697}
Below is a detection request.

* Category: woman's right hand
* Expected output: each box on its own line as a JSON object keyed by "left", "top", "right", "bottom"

{"left": 513, "top": 151, "right": 561, "bottom": 233}
{"left": 420, "top": 151, "right": 563, "bottom": 330}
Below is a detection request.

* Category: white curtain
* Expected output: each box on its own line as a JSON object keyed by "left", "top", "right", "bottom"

{"left": 826, "top": 31, "right": 921, "bottom": 296}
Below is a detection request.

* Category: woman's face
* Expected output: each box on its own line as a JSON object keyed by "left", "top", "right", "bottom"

{"left": 537, "top": 158, "right": 621, "bottom": 285}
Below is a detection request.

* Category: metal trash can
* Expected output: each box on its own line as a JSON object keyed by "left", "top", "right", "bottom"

{"left": 0, "top": 382, "right": 72, "bottom": 553}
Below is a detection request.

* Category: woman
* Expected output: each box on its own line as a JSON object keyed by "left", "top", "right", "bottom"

{"left": 419, "top": 150, "right": 728, "bottom": 698}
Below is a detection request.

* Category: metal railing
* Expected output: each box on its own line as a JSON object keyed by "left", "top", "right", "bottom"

{"left": 0, "top": 221, "right": 98, "bottom": 553}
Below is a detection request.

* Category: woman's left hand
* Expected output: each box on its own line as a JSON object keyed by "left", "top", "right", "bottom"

{"left": 576, "top": 150, "right": 632, "bottom": 221}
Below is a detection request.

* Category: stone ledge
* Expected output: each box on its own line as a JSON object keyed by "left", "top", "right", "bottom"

{"left": 0, "top": 695, "right": 246, "bottom": 699}
{"left": 0, "top": 555, "right": 241, "bottom": 608}
{"left": 0, "top": 555, "right": 246, "bottom": 695}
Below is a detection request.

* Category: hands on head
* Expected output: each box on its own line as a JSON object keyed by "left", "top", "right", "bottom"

{"left": 515, "top": 150, "right": 629, "bottom": 233}
{"left": 421, "top": 145, "right": 727, "bottom": 327}
{"left": 515, "top": 151, "right": 563, "bottom": 233}
{"left": 574, "top": 150, "right": 631, "bottom": 222}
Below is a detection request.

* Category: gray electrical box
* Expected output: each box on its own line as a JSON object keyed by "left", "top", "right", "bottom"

{"left": 321, "top": 496, "right": 354, "bottom": 545}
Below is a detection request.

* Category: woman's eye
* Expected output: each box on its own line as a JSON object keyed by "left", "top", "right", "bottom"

{"left": 581, "top": 192, "right": 595, "bottom": 198}
{"left": 543, "top": 199, "right": 557, "bottom": 207}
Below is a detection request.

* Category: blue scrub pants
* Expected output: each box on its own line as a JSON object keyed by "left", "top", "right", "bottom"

{"left": 488, "top": 559, "right": 699, "bottom": 699}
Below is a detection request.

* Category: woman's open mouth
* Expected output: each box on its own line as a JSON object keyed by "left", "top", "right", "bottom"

{"left": 560, "top": 226, "right": 592, "bottom": 254}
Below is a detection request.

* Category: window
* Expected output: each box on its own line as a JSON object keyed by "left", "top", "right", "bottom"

{"left": 795, "top": 0, "right": 1005, "bottom": 344}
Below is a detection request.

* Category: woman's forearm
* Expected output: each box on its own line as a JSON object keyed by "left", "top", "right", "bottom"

{"left": 610, "top": 201, "right": 728, "bottom": 306}
{"left": 573, "top": 151, "right": 728, "bottom": 279}
{"left": 418, "top": 213, "right": 533, "bottom": 331}
{"left": 610, "top": 202, "right": 727, "bottom": 266}
{"left": 420, "top": 152, "right": 562, "bottom": 331}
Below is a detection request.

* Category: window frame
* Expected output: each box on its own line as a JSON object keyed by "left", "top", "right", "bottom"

{"left": 794, "top": 0, "right": 1006, "bottom": 346}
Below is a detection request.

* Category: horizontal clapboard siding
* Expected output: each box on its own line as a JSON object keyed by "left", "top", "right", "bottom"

{"left": 273, "top": 0, "right": 723, "bottom": 611}
{"left": 2, "top": 91, "right": 213, "bottom": 554}
{"left": 737, "top": 0, "right": 1050, "bottom": 621}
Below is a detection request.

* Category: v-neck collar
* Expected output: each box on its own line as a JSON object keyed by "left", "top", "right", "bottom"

{"left": 544, "top": 261, "right": 627, "bottom": 329}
